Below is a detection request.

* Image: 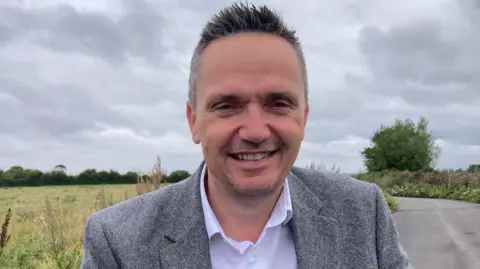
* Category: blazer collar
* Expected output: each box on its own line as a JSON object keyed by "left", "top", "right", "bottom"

{"left": 158, "top": 161, "right": 212, "bottom": 269}
{"left": 287, "top": 170, "right": 340, "bottom": 269}
{"left": 159, "top": 161, "right": 340, "bottom": 269}
{"left": 199, "top": 162, "right": 294, "bottom": 239}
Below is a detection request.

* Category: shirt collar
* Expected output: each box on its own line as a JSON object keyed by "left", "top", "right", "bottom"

{"left": 199, "top": 163, "right": 293, "bottom": 239}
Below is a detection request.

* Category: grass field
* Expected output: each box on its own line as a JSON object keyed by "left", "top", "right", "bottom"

{"left": 2, "top": 166, "right": 478, "bottom": 268}
{"left": 0, "top": 181, "right": 400, "bottom": 269}
{"left": 0, "top": 184, "right": 140, "bottom": 269}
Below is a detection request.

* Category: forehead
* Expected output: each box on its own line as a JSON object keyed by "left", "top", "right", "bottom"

{"left": 196, "top": 33, "right": 304, "bottom": 102}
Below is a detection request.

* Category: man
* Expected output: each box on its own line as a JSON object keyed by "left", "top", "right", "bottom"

{"left": 81, "top": 3, "right": 412, "bottom": 269}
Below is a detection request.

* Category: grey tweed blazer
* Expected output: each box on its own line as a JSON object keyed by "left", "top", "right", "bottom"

{"left": 80, "top": 161, "right": 412, "bottom": 269}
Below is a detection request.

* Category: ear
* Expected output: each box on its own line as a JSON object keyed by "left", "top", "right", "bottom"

{"left": 186, "top": 100, "right": 201, "bottom": 144}
{"left": 301, "top": 103, "right": 309, "bottom": 140}
{"left": 303, "top": 103, "right": 309, "bottom": 126}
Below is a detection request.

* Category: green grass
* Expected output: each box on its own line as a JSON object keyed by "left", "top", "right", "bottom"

{"left": 354, "top": 171, "right": 480, "bottom": 204}
{"left": 0, "top": 156, "right": 168, "bottom": 269}
{"left": 0, "top": 184, "right": 138, "bottom": 269}
{"left": 0, "top": 169, "right": 425, "bottom": 268}
{"left": 0, "top": 184, "right": 137, "bottom": 215}
{"left": 386, "top": 183, "right": 480, "bottom": 203}
{"left": 383, "top": 191, "right": 399, "bottom": 213}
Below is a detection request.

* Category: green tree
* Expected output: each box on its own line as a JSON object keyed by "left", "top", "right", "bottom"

{"left": 54, "top": 164, "right": 67, "bottom": 172}
{"left": 167, "top": 170, "right": 191, "bottom": 183}
{"left": 361, "top": 117, "right": 441, "bottom": 172}
{"left": 467, "top": 164, "right": 480, "bottom": 172}
{"left": 41, "top": 170, "right": 70, "bottom": 185}
{"left": 2, "top": 166, "right": 25, "bottom": 186}
{"left": 23, "top": 169, "right": 44, "bottom": 186}
{"left": 76, "top": 169, "right": 100, "bottom": 184}
{"left": 0, "top": 165, "right": 140, "bottom": 187}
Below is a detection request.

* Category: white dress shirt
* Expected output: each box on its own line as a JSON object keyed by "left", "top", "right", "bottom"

{"left": 200, "top": 164, "right": 298, "bottom": 269}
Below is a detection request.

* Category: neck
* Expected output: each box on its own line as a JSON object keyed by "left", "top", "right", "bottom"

{"left": 206, "top": 175, "right": 284, "bottom": 243}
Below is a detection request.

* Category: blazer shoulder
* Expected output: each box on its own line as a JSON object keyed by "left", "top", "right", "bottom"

{"left": 81, "top": 177, "right": 201, "bottom": 267}
{"left": 292, "top": 167, "right": 377, "bottom": 192}
{"left": 290, "top": 166, "right": 380, "bottom": 204}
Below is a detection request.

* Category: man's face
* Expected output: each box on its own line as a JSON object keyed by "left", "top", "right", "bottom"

{"left": 186, "top": 33, "right": 309, "bottom": 197}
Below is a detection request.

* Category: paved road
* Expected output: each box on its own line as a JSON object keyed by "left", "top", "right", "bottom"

{"left": 393, "top": 197, "right": 480, "bottom": 269}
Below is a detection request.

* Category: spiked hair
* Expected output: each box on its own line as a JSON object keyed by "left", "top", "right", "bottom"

{"left": 188, "top": 2, "right": 308, "bottom": 109}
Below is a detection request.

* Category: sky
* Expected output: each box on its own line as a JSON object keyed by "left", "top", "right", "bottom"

{"left": 0, "top": 0, "right": 479, "bottom": 175}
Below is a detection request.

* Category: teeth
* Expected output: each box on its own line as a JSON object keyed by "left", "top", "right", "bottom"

{"left": 235, "top": 153, "right": 269, "bottom": 161}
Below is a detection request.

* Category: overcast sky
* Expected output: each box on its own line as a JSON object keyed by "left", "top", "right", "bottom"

{"left": 0, "top": 0, "right": 479, "bottom": 175}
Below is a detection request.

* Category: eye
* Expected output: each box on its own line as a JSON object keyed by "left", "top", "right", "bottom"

{"left": 271, "top": 100, "right": 291, "bottom": 108}
{"left": 213, "top": 102, "right": 234, "bottom": 110}
{"left": 269, "top": 98, "right": 294, "bottom": 109}
{"left": 267, "top": 99, "right": 294, "bottom": 115}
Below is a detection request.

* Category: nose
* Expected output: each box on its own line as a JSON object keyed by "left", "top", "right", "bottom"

{"left": 238, "top": 104, "right": 271, "bottom": 143}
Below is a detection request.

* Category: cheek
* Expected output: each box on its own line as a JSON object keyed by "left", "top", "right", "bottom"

{"left": 272, "top": 116, "right": 305, "bottom": 142}
{"left": 200, "top": 117, "right": 237, "bottom": 152}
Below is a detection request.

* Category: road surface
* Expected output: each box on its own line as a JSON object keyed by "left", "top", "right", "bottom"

{"left": 393, "top": 197, "right": 480, "bottom": 269}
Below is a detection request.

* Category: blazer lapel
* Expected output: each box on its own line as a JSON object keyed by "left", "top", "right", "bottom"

{"left": 158, "top": 162, "right": 212, "bottom": 269}
{"left": 157, "top": 164, "right": 340, "bottom": 269}
{"left": 288, "top": 172, "right": 340, "bottom": 269}
{"left": 158, "top": 219, "right": 212, "bottom": 269}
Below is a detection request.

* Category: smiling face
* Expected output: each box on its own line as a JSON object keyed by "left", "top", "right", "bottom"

{"left": 187, "top": 32, "right": 309, "bottom": 198}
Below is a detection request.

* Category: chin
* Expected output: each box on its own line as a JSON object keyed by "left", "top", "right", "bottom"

{"left": 228, "top": 173, "right": 285, "bottom": 197}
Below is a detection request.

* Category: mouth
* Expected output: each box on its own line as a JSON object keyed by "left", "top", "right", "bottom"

{"left": 228, "top": 150, "right": 277, "bottom": 161}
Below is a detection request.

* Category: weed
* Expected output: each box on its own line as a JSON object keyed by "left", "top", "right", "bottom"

{"left": 136, "top": 156, "right": 167, "bottom": 195}
{"left": 0, "top": 208, "right": 12, "bottom": 258}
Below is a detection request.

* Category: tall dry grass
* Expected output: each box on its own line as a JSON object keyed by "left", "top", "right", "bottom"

{"left": 355, "top": 171, "right": 480, "bottom": 203}
{"left": 4, "top": 156, "right": 477, "bottom": 268}
{"left": 136, "top": 156, "right": 167, "bottom": 195}
{"left": 355, "top": 171, "right": 480, "bottom": 189}
{"left": 0, "top": 157, "right": 167, "bottom": 269}
{"left": 305, "top": 160, "right": 341, "bottom": 173}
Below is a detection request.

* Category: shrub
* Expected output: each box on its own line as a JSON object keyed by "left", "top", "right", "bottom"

{"left": 384, "top": 183, "right": 480, "bottom": 203}
{"left": 383, "top": 192, "right": 399, "bottom": 213}
{"left": 355, "top": 171, "right": 480, "bottom": 204}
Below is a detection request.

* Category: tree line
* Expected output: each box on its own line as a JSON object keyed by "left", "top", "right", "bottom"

{"left": 0, "top": 165, "right": 191, "bottom": 187}
{"left": 1, "top": 117, "right": 478, "bottom": 187}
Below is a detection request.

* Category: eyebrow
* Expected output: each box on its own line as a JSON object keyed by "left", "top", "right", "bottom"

{"left": 204, "top": 90, "right": 299, "bottom": 108}
{"left": 266, "top": 91, "right": 298, "bottom": 102}
{"left": 205, "top": 93, "right": 242, "bottom": 108}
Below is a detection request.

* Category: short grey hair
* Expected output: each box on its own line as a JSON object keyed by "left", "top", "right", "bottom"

{"left": 188, "top": 2, "right": 308, "bottom": 110}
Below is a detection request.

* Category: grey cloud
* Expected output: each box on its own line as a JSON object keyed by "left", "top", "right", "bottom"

{"left": 0, "top": 95, "right": 27, "bottom": 135}
{"left": 359, "top": 20, "right": 458, "bottom": 84}
{"left": 358, "top": 16, "right": 480, "bottom": 107}
{"left": 0, "top": 75, "right": 135, "bottom": 139}
{"left": 358, "top": 108, "right": 480, "bottom": 146}
{"left": 176, "top": 0, "right": 229, "bottom": 17}
{"left": 1, "top": 0, "right": 479, "bottom": 174}
{"left": 0, "top": 23, "right": 15, "bottom": 45}
{"left": 0, "top": 2, "right": 167, "bottom": 65}
{"left": 306, "top": 88, "right": 480, "bottom": 146}
{"left": 350, "top": 2, "right": 480, "bottom": 152}
{"left": 458, "top": 0, "right": 480, "bottom": 21}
